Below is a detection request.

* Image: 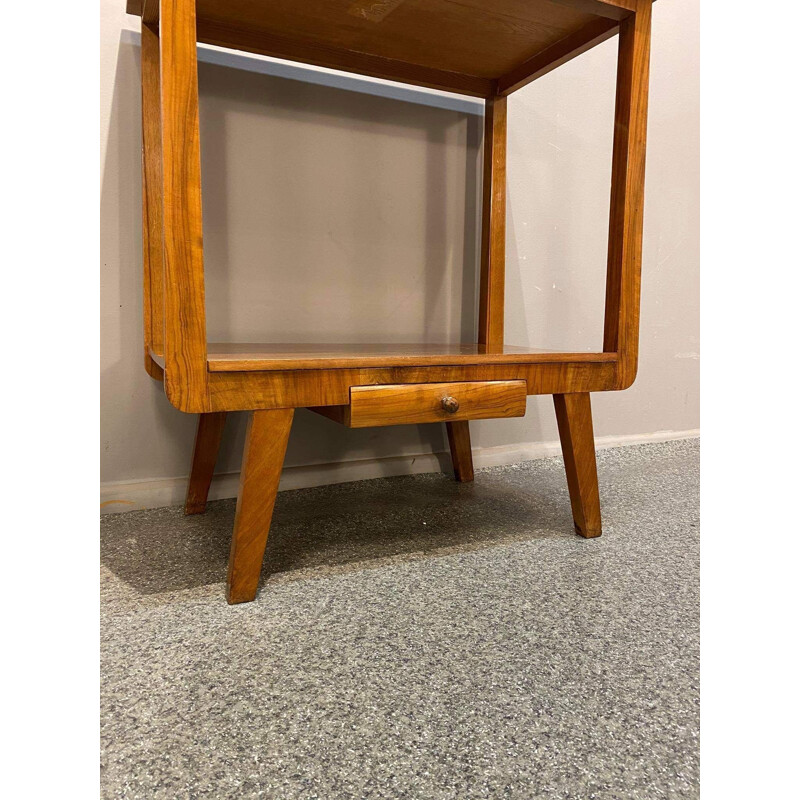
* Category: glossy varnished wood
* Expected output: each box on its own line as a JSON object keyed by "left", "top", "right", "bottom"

{"left": 349, "top": 381, "right": 526, "bottom": 427}
{"left": 553, "top": 393, "right": 602, "bottom": 537}
{"left": 548, "top": 0, "right": 637, "bottom": 19}
{"left": 204, "top": 343, "right": 615, "bottom": 372}
{"left": 446, "top": 421, "right": 475, "bottom": 483}
{"left": 478, "top": 96, "right": 507, "bottom": 348}
{"left": 604, "top": 2, "right": 652, "bottom": 389}
{"left": 194, "top": 17, "right": 493, "bottom": 98}
{"left": 227, "top": 408, "right": 294, "bottom": 604}
{"left": 205, "top": 361, "right": 617, "bottom": 412}
{"left": 160, "top": 0, "right": 210, "bottom": 412}
{"left": 311, "top": 380, "right": 527, "bottom": 428}
{"left": 184, "top": 411, "right": 227, "bottom": 514}
{"left": 140, "top": 22, "right": 164, "bottom": 380}
{"left": 126, "top": 1, "right": 639, "bottom": 96}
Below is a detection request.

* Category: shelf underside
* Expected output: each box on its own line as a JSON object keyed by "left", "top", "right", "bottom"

{"left": 127, "top": 0, "right": 626, "bottom": 96}
{"left": 167, "top": 343, "right": 620, "bottom": 372}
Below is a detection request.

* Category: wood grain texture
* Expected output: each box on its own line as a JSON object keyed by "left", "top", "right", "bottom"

{"left": 603, "top": 3, "right": 652, "bottom": 390}
{"left": 141, "top": 0, "right": 159, "bottom": 25}
{"left": 207, "top": 361, "right": 619, "bottom": 412}
{"left": 309, "top": 380, "right": 527, "bottom": 428}
{"left": 191, "top": 0, "right": 595, "bottom": 80}
{"left": 147, "top": 349, "right": 166, "bottom": 371}
{"left": 478, "top": 95, "right": 507, "bottom": 348}
{"left": 126, "top": 0, "right": 638, "bottom": 21}
{"left": 184, "top": 412, "right": 228, "bottom": 515}
{"left": 141, "top": 22, "right": 165, "bottom": 380}
{"left": 446, "top": 421, "right": 475, "bottom": 483}
{"left": 195, "top": 18, "right": 494, "bottom": 98}
{"left": 226, "top": 408, "right": 294, "bottom": 604}
{"left": 124, "top": 0, "right": 640, "bottom": 96}
{"left": 553, "top": 393, "right": 601, "bottom": 537}
{"left": 347, "top": 381, "right": 526, "bottom": 427}
{"left": 149, "top": 345, "right": 619, "bottom": 408}
{"left": 546, "top": 0, "right": 637, "bottom": 19}
{"left": 205, "top": 343, "right": 615, "bottom": 372}
{"left": 160, "top": 0, "right": 210, "bottom": 412}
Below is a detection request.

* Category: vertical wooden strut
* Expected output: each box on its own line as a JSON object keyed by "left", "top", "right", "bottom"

{"left": 478, "top": 94, "right": 507, "bottom": 349}
{"left": 159, "top": 0, "right": 210, "bottom": 411}
{"left": 140, "top": 21, "right": 164, "bottom": 379}
{"left": 603, "top": 2, "right": 652, "bottom": 389}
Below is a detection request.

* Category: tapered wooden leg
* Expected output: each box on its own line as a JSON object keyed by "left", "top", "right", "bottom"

{"left": 446, "top": 421, "right": 475, "bottom": 483}
{"left": 226, "top": 408, "right": 294, "bottom": 604}
{"left": 184, "top": 412, "right": 227, "bottom": 515}
{"left": 553, "top": 393, "right": 602, "bottom": 538}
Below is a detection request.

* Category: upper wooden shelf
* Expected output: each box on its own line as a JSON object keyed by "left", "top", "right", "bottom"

{"left": 126, "top": 0, "right": 634, "bottom": 96}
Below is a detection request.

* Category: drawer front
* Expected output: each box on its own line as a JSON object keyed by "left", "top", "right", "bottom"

{"left": 348, "top": 380, "right": 527, "bottom": 428}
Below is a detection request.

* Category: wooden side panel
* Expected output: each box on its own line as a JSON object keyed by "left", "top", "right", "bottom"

{"left": 160, "top": 0, "right": 210, "bottom": 411}
{"left": 141, "top": 22, "right": 164, "bottom": 380}
{"left": 603, "top": 3, "right": 652, "bottom": 389}
{"left": 478, "top": 95, "right": 507, "bottom": 348}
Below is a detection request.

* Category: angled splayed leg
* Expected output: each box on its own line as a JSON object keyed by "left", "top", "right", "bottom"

{"left": 185, "top": 412, "right": 228, "bottom": 515}
{"left": 226, "top": 409, "right": 294, "bottom": 604}
{"left": 553, "top": 393, "right": 602, "bottom": 538}
{"left": 446, "top": 421, "right": 475, "bottom": 483}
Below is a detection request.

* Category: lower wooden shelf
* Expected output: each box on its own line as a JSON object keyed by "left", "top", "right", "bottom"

{"left": 199, "top": 342, "right": 616, "bottom": 372}
{"left": 147, "top": 343, "right": 620, "bottom": 411}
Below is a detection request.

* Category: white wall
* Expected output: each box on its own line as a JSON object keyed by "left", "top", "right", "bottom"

{"left": 100, "top": 0, "right": 699, "bottom": 510}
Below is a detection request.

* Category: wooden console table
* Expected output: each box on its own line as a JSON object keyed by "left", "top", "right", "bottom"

{"left": 128, "top": 0, "right": 653, "bottom": 603}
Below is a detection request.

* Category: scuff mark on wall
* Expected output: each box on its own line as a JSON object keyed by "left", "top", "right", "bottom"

{"left": 100, "top": 499, "right": 135, "bottom": 509}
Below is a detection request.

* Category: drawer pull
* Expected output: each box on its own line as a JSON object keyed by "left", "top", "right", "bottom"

{"left": 441, "top": 396, "right": 460, "bottom": 414}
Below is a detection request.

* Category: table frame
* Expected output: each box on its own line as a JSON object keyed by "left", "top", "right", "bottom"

{"left": 133, "top": 0, "right": 653, "bottom": 603}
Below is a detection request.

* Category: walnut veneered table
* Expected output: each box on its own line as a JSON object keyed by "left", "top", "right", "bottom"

{"left": 128, "top": 0, "right": 653, "bottom": 603}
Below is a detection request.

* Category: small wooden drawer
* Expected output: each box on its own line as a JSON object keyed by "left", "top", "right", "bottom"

{"left": 344, "top": 380, "right": 527, "bottom": 428}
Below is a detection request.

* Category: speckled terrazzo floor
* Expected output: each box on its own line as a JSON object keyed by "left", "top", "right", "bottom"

{"left": 101, "top": 438, "right": 699, "bottom": 800}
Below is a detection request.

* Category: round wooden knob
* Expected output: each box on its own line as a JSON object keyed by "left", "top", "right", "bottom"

{"left": 441, "top": 396, "right": 459, "bottom": 414}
